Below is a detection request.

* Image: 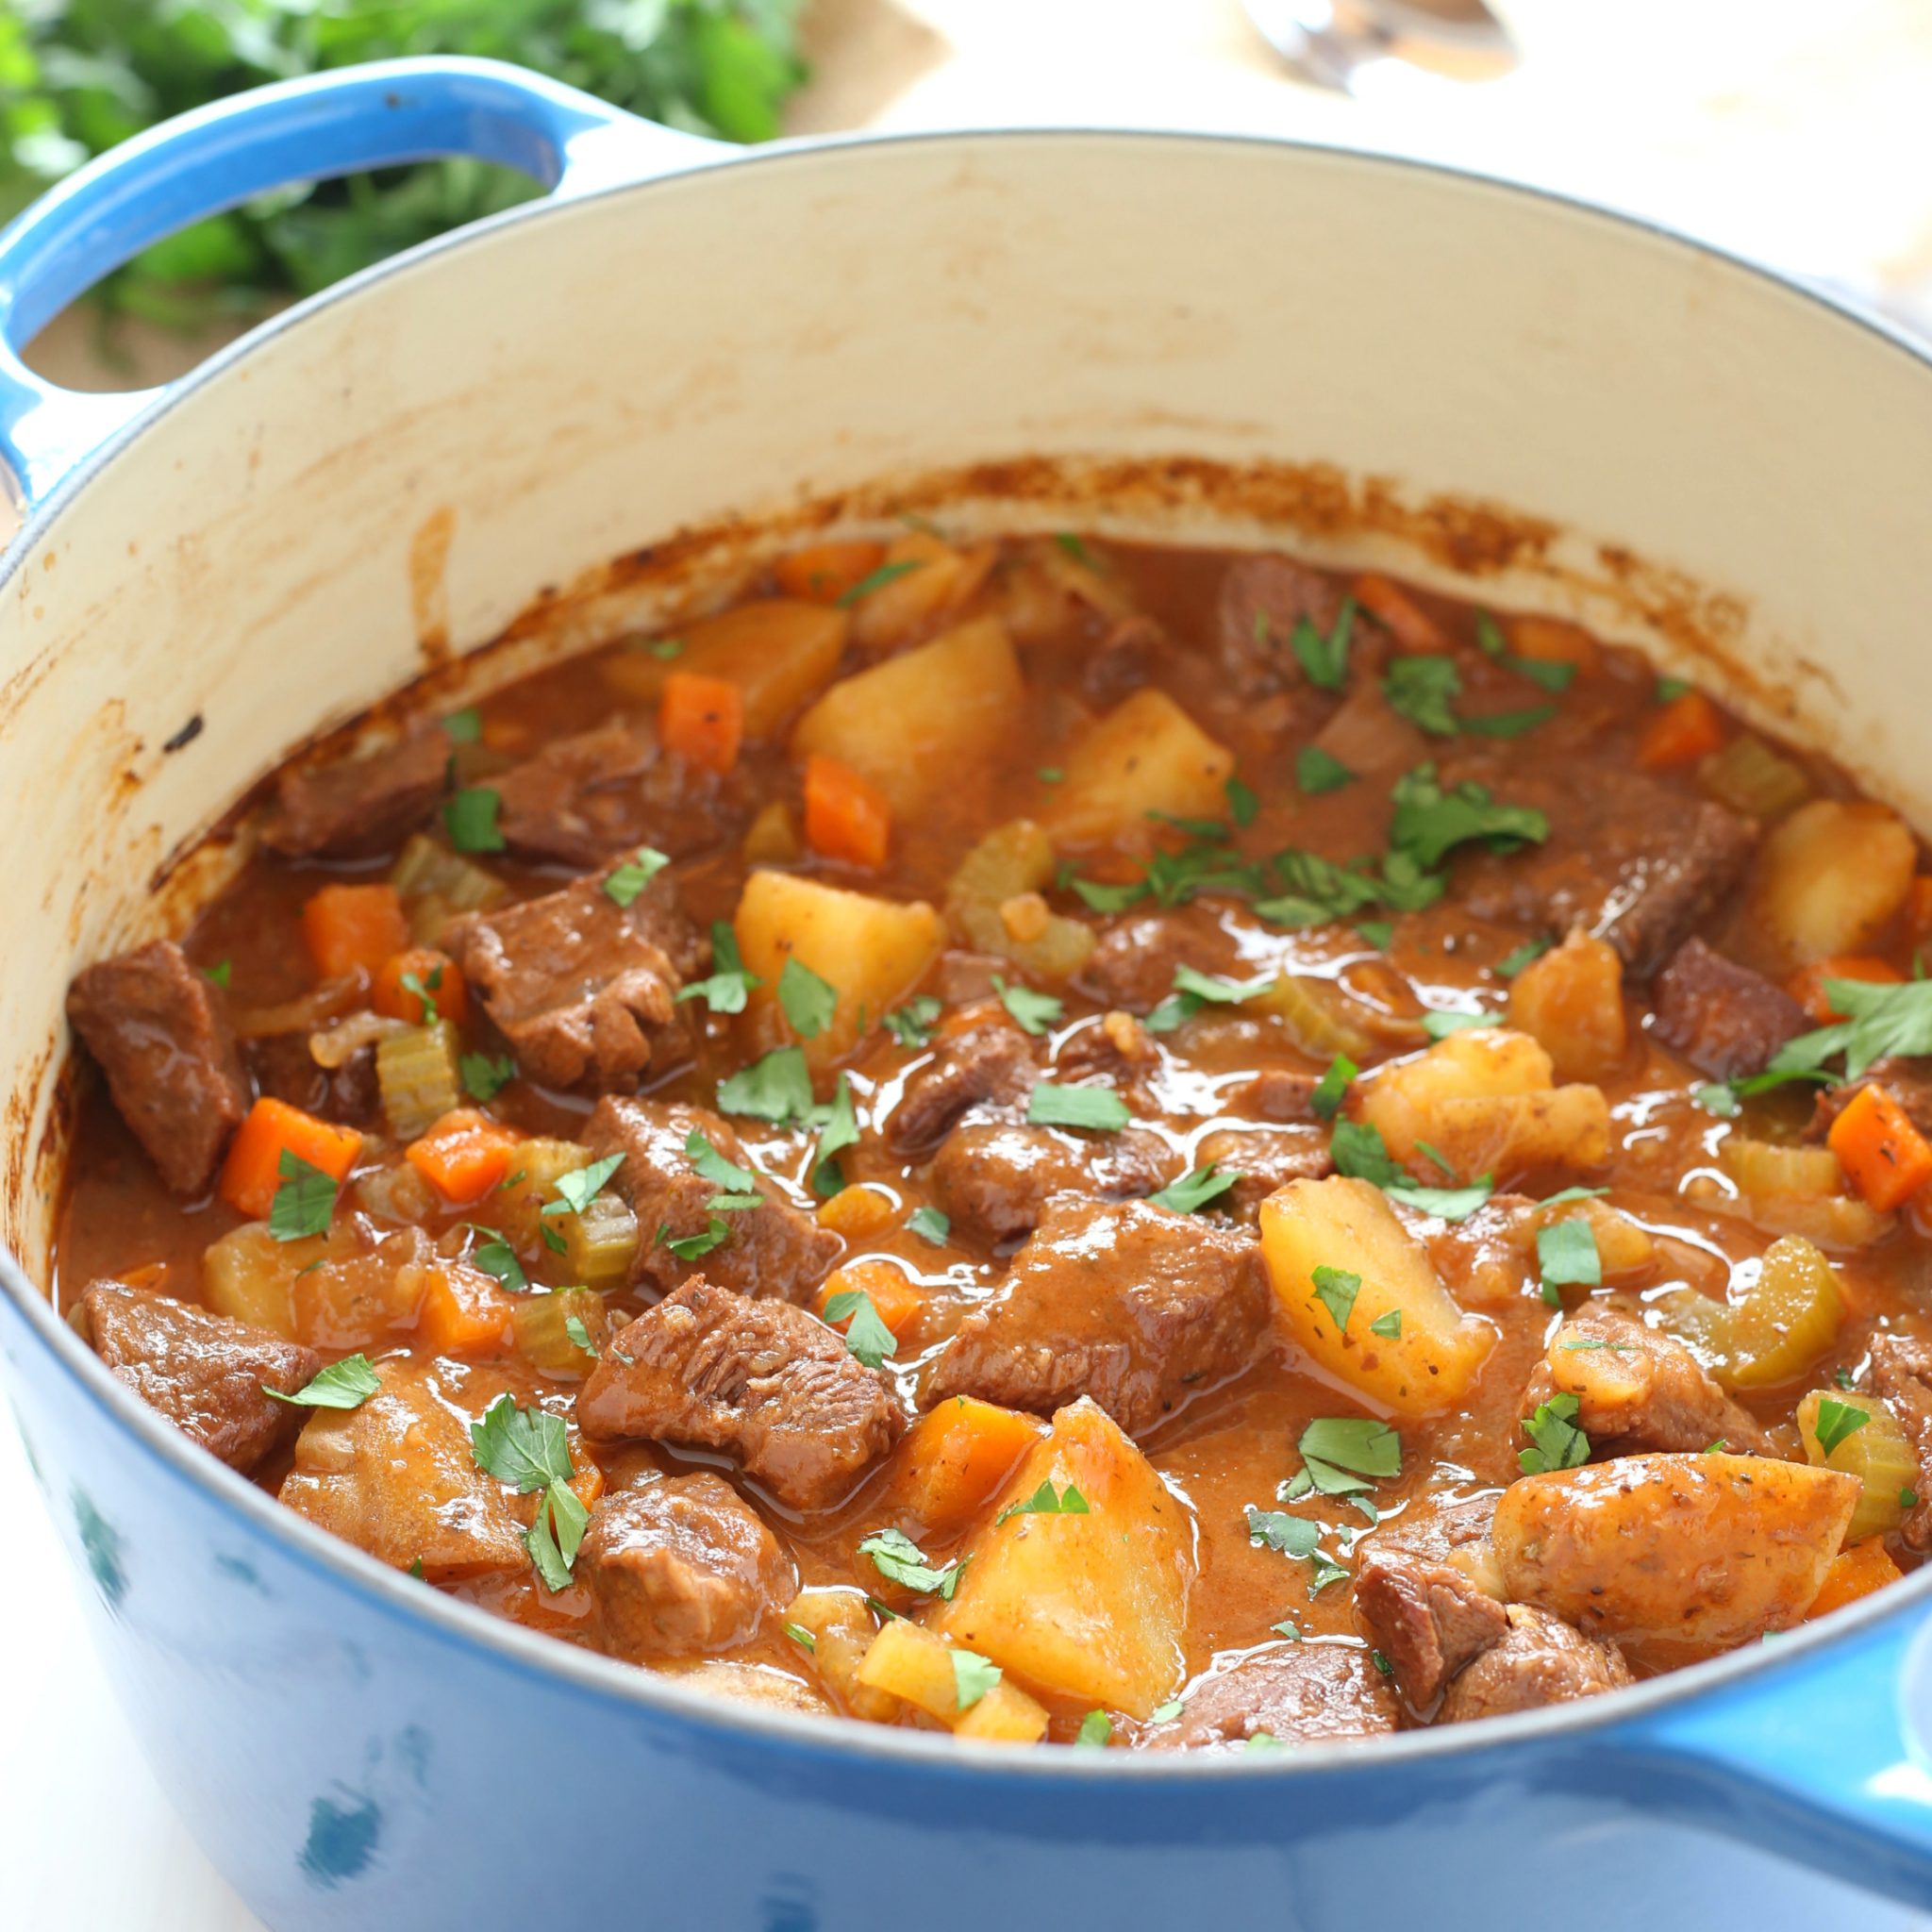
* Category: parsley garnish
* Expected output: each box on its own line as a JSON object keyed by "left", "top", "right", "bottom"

{"left": 1383, "top": 655, "right": 1462, "bottom": 736}
{"left": 1693, "top": 1081, "right": 1741, "bottom": 1119}
{"left": 784, "top": 1621, "right": 816, "bottom": 1651}
{"left": 563, "top": 1315, "right": 598, "bottom": 1358}
{"left": 1300, "top": 1416, "right": 1401, "bottom": 1480}
{"left": 1311, "top": 1266, "right": 1361, "bottom": 1333}
{"left": 1496, "top": 937, "right": 1552, "bottom": 979}
{"left": 468, "top": 1395, "right": 587, "bottom": 1591}
{"left": 1311, "top": 1054, "right": 1357, "bottom": 1121}
{"left": 1296, "top": 745, "right": 1354, "bottom": 795}
{"left": 1150, "top": 1699, "right": 1185, "bottom": 1723}
{"left": 810, "top": 1075, "right": 859, "bottom": 1195}
{"left": 823, "top": 1288, "right": 898, "bottom": 1369}
{"left": 952, "top": 1650, "right": 1001, "bottom": 1711}
{"left": 1245, "top": 1507, "right": 1320, "bottom": 1557}
{"left": 1766, "top": 977, "right": 1932, "bottom": 1086}
{"left": 1355, "top": 920, "right": 1393, "bottom": 951}
{"left": 837, "top": 558, "right": 924, "bottom": 608}
{"left": 1369, "top": 1308, "right": 1402, "bottom": 1339}
{"left": 1290, "top": 596, "right": 1356, "bottom": 690}
{"left": 649, "top": 638, "right": 686, "bottom": 660}
{"left": 443, "top": 707, "right": 482, "bottom": 742}
{"left": 444, "top": 787, "right": 505, "bottom": 854}
{"left": 1144, "top": 963, "right": 1274, "bottom": 1033}
{"left": 995, "top": 1479, "right": 1091, "bottom": 1525}
{"left": 468, "top": 1227, "right": 528, "bottom": 1291}
{"left": 1038, "top": 765, "right": 1064, "bottom": 784}
{"left": 263, "top": 1354, "right": 379, "bottom": 1410}
{"left": 1075, "top": 1709, "right": 1112, "bottom": 1748}
{"left": 1474, "top": 612, "right": 1578, "bottom": 694}
{"left": 543, "top": 1154, "right": 627, "bottom": 1230}
{"left": 778, "top": 958, "right": 839, "bottom": 1040}
{"left": 908, "top": 1205, "right": 950, "bottom": 1245}
{"left": 1813, "top": 1398, "right": 1873, "bottom": 1457}
{"left": 718, "top": 1045, "right": 818, "bottom": 1124}
{"left": 1329, "top": 1119, "right": 1491, "bottom": 1221}
{"left": 676, "top": 921, "right": 762, "bottom": 1015}
{"left": 1225, "top": 775, "right": 1260, "bottom": 826}
{"left": 884, "top": 995, "right": 942, "bottom": 1049}
{"left": 1272, "top": 1619, "right": 1302, "bottom": 1641}
{"left": 658, "top": 1218, "right": 730, "bottom": 1260}
{"left": 604, "top": 847, "right": 671, "bottom": 908}
{"left": 269, "top": 1151, "right": 338, "bottom": 1241}
{"left": 1054, "top": 531, "right": 1094, "bottom": 565}
{"left": 1461, "top": 704, "right": 1556, "bottom": 740}
{"left": 1150, "top": 1163, "right": 1240, "bottom": 1215}
{"left": 1387, "top": 765, "right": 1549, "bottom": 869}
{"left": 1657, "top": 675, "right": 1693, "bottom": 703}
{"left": 1421, "top": 1008, "right": 1491, "bottom": 1040}
{"left": 858, "top": 1527, "right": 966, "bottom": 1599}
{"left": 1536, "top": 1219, "right": 1601, "bottom": 1307}
{"left": 1519, "top": 1392, "right": 1591, "bottom": 1474}
{"left": 204, "top": 958, "right": 232, "bottom": 989}
{"left": 995, "top": 976, "right": 1063, "bottom": 1036}
{"left": 460, "top": 1051, "right": 516, "bottom": 1102}
{"left": 1027, "top": 1083, "right": 1130, "bottom": 1133}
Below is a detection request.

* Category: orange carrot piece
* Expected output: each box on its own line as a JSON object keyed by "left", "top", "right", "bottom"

{"left": 815, "top": 1258, "right": 924, "bottom": 1340}
{"left": 773, "top": 540, "right": 888, "bottom": 607}
{"left": 1786, "top": 956, "right": 1904, "bottom": 1025}
{"left": 1507, "top": 615, "right": 1600, "bottom": 675}
{"left": 802, "top": 753, "right": 892, "bottom": 870}
{"left": 567, "top": 1460, "right": 606, "bottom": 1512}
{"left": 1353, "top": 574, "right": 1449, "bottom": 653}
{"left": 1637, "top": 691, "right": 1725, "bottom": 771}
{"left": 413, "top": 1264, "right": 517, "bottom": 1357}
{"left": 219, "top": 1097, "right": 363, "bottom": 1220}
{"left": 1828, "top": 1082, "right": 1932, "bottom": 1212}
{"left": 406, "top": 1108, "right": 521, "bottom": 1205}
{"left": 302, "top": 882, "right": 409, "bottom": 981}
{"left": 374, "top": 946, "right": 470, "bottom": 1027}
{"left": 659, "top": 671, "right": 743, "bottom": 774}
{"left": 889, "top": 1396, "right": 1047, "bottom": 1540}
{"left": 1806, "top": 1539, "right": 1903, "bottom": 1620}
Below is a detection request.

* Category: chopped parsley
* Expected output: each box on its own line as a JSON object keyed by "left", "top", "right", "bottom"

{"left": 1245, "top": 1731, "right": 1283, "bottom": 1753}
{"left": 1300, "top": 1417, "right": 1401, "bottom": 1480}
{"left": 443, "top": 707, "right": 482, "bottom": 742}
{"left": 837, "top": 558, "right": 924, "bottom": 608}
{"left": 1245, "top": 1507, "right": 1320, "bottom": 1557}
{"left": 1225, "top": 775, "right": 1260, "bottom": 826}
{"left": 603, "top": 846, "right": 671, "bottom": 908}
{"left": 1836, "top": 1367, "right": 1856, "bottom": 1391}
{"left": 1460, "top": 704, "right": 1556, "bottom": 740}
{"left": 1657, "top": 675, "right": 1693, "bottom": 703}
{"left": 1355, "top": 920, "right": 1394, "bottom": 951}
{"left": 1150, "top": 1700, "right": 1185, "bottom": 1724}
{"left": 1537, "top": 1218, "right": 1602, "bottom": 1308}
{"left": 658, "top": 1218, "right": 730, "bottom": 1261}
{"left": 269, "top": 1152, "right": 338, "bottom": 1242}
{"left": 1038, "top": 765, "right": 1064, "bottom": 784}
{"left": 1369, "top": 1308, "right": 1403, "bottom": 1339}
{"left": 1149, "top": 1163, "right": 1240, "bottom": 1215}
{"left": 1311, "top": 1054, "right": 1357, "bottom": 1121}
{"left": 1296, "top": 745, "right": 1354, "bottom": 795}
{"left": 468, "top": 1395, "right": 588, "bottom": 1591}
{"left": 884, "top": 995, "right": 943, "bottom": 1049}
{"left": 1388, "top": 765, "right": 1549, "bottom": 871}
{"left": 995, "top": 976, "right": 1063, "bottom": 1037}
{"left": 952, "top": 1649, "right": 1002, "bottom": 1712}
{"left": 1290, "top": 596, "right": 1356, "bottom": 691}
{"left": 822, "top": 1288, "right": 898, "bottom": 1369}
{"left": 547, "top": 1152, "right": 627, "bottom": 1218}
{"left": 460, "top": 1050, "right": 516, "bottom": 1102}
{"left": 203, "top": 958, "right": 232, "bottom": 989}
{"left": 1027, "top": 1083, "right": 1131, "bottom": 1133}
{"left": 784, "top": 1622, "right": 817, "bottom": 1652}
{"left": 1474, "top": 612, "right": 1578, "bottom": 694}
{"left": 1813, "top": 1397, "right": 1874, "bottom": 1457}
{"left": 1421, "top": 1008, "right": 1491, "bottom": 1040}
{"left": 563, "top": 1315, "right": 598, "bottom": 1358}
{"left": 1075, "top": 1709, "right": 1112, "bottom": 1748}
{"left": 777, "top": 958, "right": 840, "bottom": 1040}
{"left": 1766, "top": 977, "right": 1932, "bottom": 1086}
{"left": 1519, "top": 1391, "right": 1591, "bottom": 1475}
{"left": 1271, "top": 1619, "right": 1302, "bottom": 1641}
{"left": 858, "top": 1527, "right": 966, "bottom": 1599}
{"left": 468, "top": 1228, "right": 528, "bottom": 1291}
{"left": 1330, "top": 1118, "right": 1491, "bottom": 1221}
{"left": 1496, "top": 937, "right": 1552, "bottom": 979}
{"left": 908, "top": 1205, "right": 951, "bottom": 1246}
{"left": 995, "top": 1479, "right": 1091, "bottom": 1525}
{"left": 676, "top": 921, "right": 762, "bottom": 1015}
{"left": 679, "top": 1130, "right": 762, "bottom": 1211}
{"left": 1144, "top": 963, "right": 1274, "bottom": 1033}
{"left": 1382, "top": 655, "right": 1462, "bottom": 736}
{"left": 1055, "top": 531, "right": 1096, "bottom": 565}
{"left": 1372, "top": 1650, "right": 1394, "bottom": 1676}
{"left": 1311, "top": 1266, "right": 1361, "bottom": 1334}
{"left": 263, "top": 1353, "right": 380, "bottom": 1410}
{"left": 444, "top": 786, "right": 505, "bottom": 854}
{"left": 717, "top": 1045, "right": 818, "bottom": 1125}
{"left": 1692, "top": 1081, "right": 1741, "bottom": 1119}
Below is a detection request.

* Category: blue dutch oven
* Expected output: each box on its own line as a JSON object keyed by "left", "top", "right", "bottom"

{"left": 3, "top": 58, "right": 1931, "bottom": 1931}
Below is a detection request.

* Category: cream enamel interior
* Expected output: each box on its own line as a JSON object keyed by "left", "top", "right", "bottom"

{"left": 4, "top": 129, "right": 1931, "bottom": 1282}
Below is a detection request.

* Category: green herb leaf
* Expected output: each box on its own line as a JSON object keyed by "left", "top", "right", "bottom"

{"left": 1271, "top": 1619, "right": 1303, "bottom": 1641}
{"left": 809, "top": 1075, "right": 859, "bottom": 1195}
{"left": 1383, "top": 655, "right": 1462, "bottom": 736}
{"left": 525, "top": 1481, "right": 590, "bottom": 1593}
{"left": 1311, "top": 1265, "right": 1361, "bottom": 1333}
{"left": 778, "top": 958, "right": 840, "bottom": 1040}
{"left": 1421, "top": 1008, "right": 1491, "bottom": 1040}
{"left": 1299, "top": 1417, "right": 1401, "bottom": 1478}
{"left": 1459, "top": 705, "right": 1557, "bottom": 740}
{"left": 717, "top": 1046, "right": 817, "bottom": 1125}
{"left": 460, "top": 1051, "right": 516, "bottom": 1102}
{"left": 784, "top": 1621, "right": 817, "bottom": 1652}
{"left": 1151, "top": 1699, "right": 1185, "bottom": 1723}
{"left": 1290, "top": 596, "right": 1356, "bottom": 691}
{"left": 837, "top": 558, "right": 924, "bottom": 607}
{"left": 884, "top": 995, "right": 943, "bottom": 1049}
{"left": 269, "top": 1151, "right": 338, "bottom": 1242}
{"left": 1693, "top": 1081, "right": 1741, "bottom": 1119}
{"left": 1354, "top": 920, "right": 1394, "bottom": 952}
{"left": 649, "top": 638, "right": 686, "bottom": 660}
{"left": 995, "top": 1479, "right": 1091, "bottom": 1525}
{"left": 1296, "top": 745, "right": 1354, "bottom": 795}
{"left": 1225, "top": 775, "right": 1260, "bottom": 826}
{"left": 204, "top": 959, "right": 232, "bottom": 989}
{"left": 1519, "top": 1391, "right": 1591, "bottom": 1475}
{"left": 1474, "top": 613, "right": 1578, "bottom": 695}
{"left": 1330, "top": 1120, "right": 1402, "bottom": 1189}
{"left": 1657, "top": 675, "right": 1693, "bottom": 703}
{"left": 1813, "top": 1397, "right": 1874, "bottom": 1457}
{"left": 1027, "top": 1083, "right": 1131, "bottom": 1133}
{"left": 444, "top": 787, "right": 505, "bottom": 854}
{"left": 1245, "top": 1506, "right": 1320, "bottom": 1557}
{"left": 443, "top": 708, "right": 481, "bottom": 742}
{"left": 951, "top": 1649, "right": 1002, "bottom": 1712}
{"left": 1768, "top": 978, "right": 1932, "bottom": 1086}
{"left": 547, "top": 1153, "right": 627, "bottom": 1219}
{"left": 658, "top": 1218, "right": 730, "bottom": 1261}
{"left": 676, "top": 921, "right": 762, "bottom": 1015}
{"left": 908, "top": 1205, "right": 951, "bottom": 1246}
{"left": 1388, "top": 765, "right": 1550, "bottom": 870}
{"left": 468, "top": 1228, "right": 528, "bottom": 1291}
{"left": 1038, "top": 766, "right": 1064, "bottom": 784}
{"left": 468, "top": 1395, "right": 585, "bottom": 1591}
{"left": 263, "top": 1353, "right": 380, "bottom": 1410}
{"left": 563, "top": 1316, "right": 598, "bottom": 1359}
{"left": 1144, "top": 963, "right": 1274, "bottom": 1033}
{"left": 1386, "top": 1176, "right": 1493, "bottom": 1223}
{"left": 1069, "top": 874, "right": 1149, "bottom": 914}
{"left": 1369, "top": 1308, "right": 1403, "bottom": 1339}
{"left": 1497, "top": 938, "right": 1552, "bottom": 979}
{"left": 1075, "top": 1709, "right": 1113, "bottom": 1748}
{"left": 1537, "top": 1219, "right": 1602, "bottom": 1307}
{"left": 858, "top": 1526, "right": 965, "bottom": 1599}
{"left": 995, "top": 976, "right": 1063, "bottom": 1037}
{"left": 1149, "top": 1163, "right": 1240, "bottom": 1215}
{"left": 604, "top": 847, "right": 671, "bottom": 908}
{"left": 822, "top": 1288, "right": 899, "bottom": 1369}
{"left": 1312, "top": 1055, "right": 1357, "bottom": 1121}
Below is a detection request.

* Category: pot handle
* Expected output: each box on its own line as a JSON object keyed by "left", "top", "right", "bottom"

{"left": 0, "top": 56, "right": 719, "bottom": 514}
{"left": 1603, "top": 1601, "right": 1932, "bottom": 1907}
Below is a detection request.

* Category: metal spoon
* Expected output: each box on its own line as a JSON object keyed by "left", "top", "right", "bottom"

{"left": 1243, "top": 0, "right": 1520, "bottom": 91}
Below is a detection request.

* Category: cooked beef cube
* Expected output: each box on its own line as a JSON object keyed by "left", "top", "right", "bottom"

{"left": 1079, "top": 906, "right": 1241, "bottom": 1013}
{"left": 245, "top": 1031, "right": 378, "bottom": 1128}
{"left": 1436, "top": 1604, "right": 1633, "bottom": 1724}
{"left": 924, "top": 1195, "right": 1269, "bottom": 1435}
{"left": 577, "top": 1279, "right": 905, "bottom": 1511}
{"left": 931, "top": 1115, "right": 1177, "bottom": 1244}
{"left": 1865, "top": 1335, "right": 1932, "bottom": 1551}
{"left": 1524, "top": 1303, "right": 1771, "bottom": 1457}
{"left": 1811, "top": 1059, "right": 1932, "bottom": 1145}
{"left": 263, "top": 727, "right": 450, "bottom": 858}
{"left": 1309, "top": 679, "right": 1431, "bottom": 777}
{"left": 67, "top": 939, "right": 251, "bottom": 1196}
{"left": 1377, "top": 1494, "right": 1497, "bottom": 1566}
{"left": 280, "top": 1358, "right": 531, "bottom": 1577}
{"left": 1084, "top": 615, "right": 1159, "bottom": 707}
{"left": 1151, "top": 1642, "right": 1398, "bottom": 1750}
{"left": 1224, "top": 1066, "right": 1320, "bottom": 1124}
{"left": 1652, "top": 938, "right": 1807, "bottom": 1079}
{"left": 887, "top": 1024, "right": 1037, "bottom": 1153}
{"left": 581, "top": 1097, "right": 841, "bottom": 1303}
{"left": 1456, "top": 768, "right": 1756, "bottom": 977}
{"left": 82, "top": 1281, "right": 320, "bottom": 1474}
{"left": 493, "top": 721, "right": 742, "bottom": 868}
{"left": 1355, "top": 1551, "right": 1509, "bottom": 1711}
{"left": 579, "top": 1471, "right": 794, "bottom": 1661}
{"left": 1194, "top": 1125, "right": 1333, "bottom": 1217}
{"left": 1052, "top": 1011, "right": 1158, "bottom": 1088}
{"left": 1216, "top": 553, "right": 1346, "bottom": 696}
{"left": 447, "top": 867, "right": 704, "bottom": 1092}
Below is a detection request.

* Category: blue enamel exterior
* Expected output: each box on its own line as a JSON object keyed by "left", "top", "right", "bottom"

{"left": 3, "top": 59, "right": 1932, "bottom": 1930}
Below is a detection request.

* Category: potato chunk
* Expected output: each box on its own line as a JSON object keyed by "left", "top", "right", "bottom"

{"left": 933, "top": 1398, "right": 1192, "bottom": 1717}
{"left": 1258, "top": 1175, "right": 1494, "bottom": 1416}
{"left": 1506, "top": 930, "right": 1626, "bottom": 1081}
{"left": 854, "top": 1616, "right": 1050, "bottom": 1742}
{"left": 1493, "top": 1452, "right": 1858, "bottom": 1649}
{"left": 1356, "top": 1027, "right": 1610, "bottom": 1181}
{"left": 1755, "top": 799, "right": 1916, "bottom": 964}
{"left": 603, "top": 599, "right": 847, "bottom": 737}
{"left": 1043, "top": 690, "right": 1234, "bottom": 849}
{"left": 791, "top": 616, "right": 1024, "bottom": 815}
{"left": 850, "top": 531, "right": 997, "bottom": 654}
{"left": 735, "top": 869, "right": 944, "bottom": 1066}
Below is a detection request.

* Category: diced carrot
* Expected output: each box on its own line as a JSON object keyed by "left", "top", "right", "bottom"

{"left": 773, "top": 540, "right": 888, "bottom": 607}
{"left": 1638, "top": 691, "right": 1725, "bottom": 771}
{"left": 1786, "top": 955, "right": 1904, "bottom": 1024}
{"left": 374, "top": 946, "right": 470, "bottom": 1027}
{"left": 567, "top": 1459, "right": 606, "bottom": 1513}
{"left": 889, "top": 1396, "right": 1047, "bottom": 1540}
{"left": 1507, "top": 615, "right": 1600, "bottom": 675}
{"left": 413, "top": 1263, "right": 517, "bottom": 1357}
{"left": 1828, "top": 1082, "right": 1932, "bottom": 1212}
{"left": 1806, "top": 1539, "right": 1903, "bottom": 1620}
{"left": 814, "top": 1257, "right": 925, "bottom": 1340}
{"left": 219, "top": 1097, "right": 363, "bottom": 1220}
{"left": 659, "top": 671, "right": 743, "bottom": 774}
{"left": 1353, "top": 574, "right": 1448, "bottom": 653}
{"left": 816, "top": 1185, "right": 898, "bottom": 1238}
{"left": 1908, "top": 876, "right": 1932, "bottom": 942}
{"left": 302, "top": 883, "right": 409, "bottom": 981}
{"left": 802, "top": 753, "right": 891, "bottom": 870}
{"left": 406, "top": 1108, "right": 521, "bottom": 1205}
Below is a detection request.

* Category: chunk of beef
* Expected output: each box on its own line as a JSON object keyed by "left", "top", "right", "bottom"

{"left": 1216, "top": 553, "right": 1346, "bottom": 696}
{"left": 82, "top": 1281, "right": 320, "bottom": 1474}
{"left": 1194, "top": 1125, "right": 1333, "bottom": 1217}
{"left": 1865, "top": 1335, "right": 1932, "bottom": 1550}
{"left": 447, "top": 867, "right": 703, "bottom": 1092}
{"left": 924, "top": 1195, "right": 1270, "bottom": 1436}
{"left": 931, "top": 1114, "right": 1177, "bottom": 1244}
{"left": 1653, "top": 938, "right": 1807, "bottom": 1080}
{"left": 67, "top": 940, "right": 251, "bottom": 1196}
{"left": 1378, "top": 1493, "right": 1498, "bottom": 1565}
{"left": 577, "top": 1278, "right": 905, "bottom": 1511}
{"left": 1525, "top": 1303, "right": 1771, "bottom": 1457}
{"left": 1150, "top": 1642, "right": 1398, "bottom": 1750}
{"left": 1224, "top": 1066, "right": 1320, "bottom": 1124}
{"left": 1309, "top": 679, "right": 1431, "bottom": 777}
{"left": 1079, "top": 906, "right": 1241, "bottom": 1014}
{"left": 1456, "top": 767, "right": 1756, "bottom": 977}
{"left": 1052, "top": 1011, "right": 1158, "bottom": 1089}
{"left": 263, "top": 726, "right": 450, "bottom": 858}
{"left": 493, "top": 721, "right": 741, "bottom": 867}
{"left": 1355, "top": 1551, "right": 1509, "bottom": 1711}
{"left": 581, "top": 1097, "right": 841, "bottom": 1303}
{"left": 1436, "top": 1604, "right": 1633, "bottom": 1723}
{"left": 579, "top": 1471, "right": 794, "bottom": 1661}
{"left": 1085, "top": 616, "right": 1159, "bottom": 707}
{"left": 279, "top": 1358, "right": 530, "bottom": 1576}
{"left": 887, "top": 1024, "right": 1036, "bottom": 1153}
{"left": 1811, "top": 1060, "right": 1932, "bottom": 1146}
{"left": 244, "top": 1031, "right": 378, "bottom": 1128}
